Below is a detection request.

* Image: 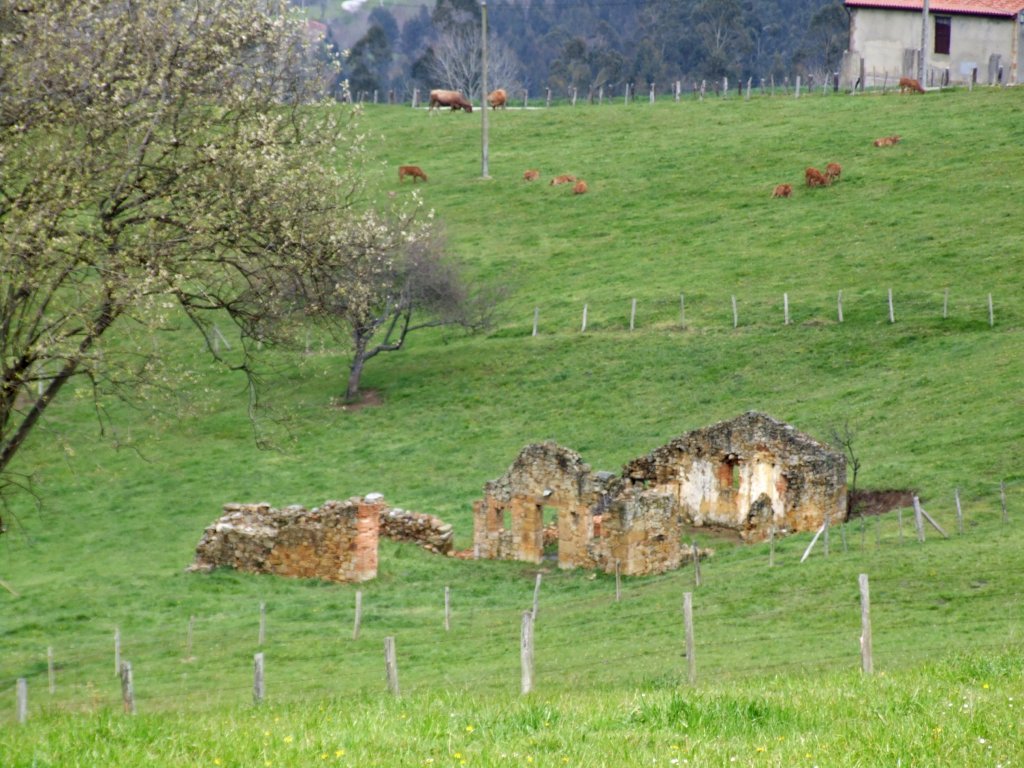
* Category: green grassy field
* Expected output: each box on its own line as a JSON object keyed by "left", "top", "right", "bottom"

{"left": 2, "top": 87, "right": 1024, "bottom": 765}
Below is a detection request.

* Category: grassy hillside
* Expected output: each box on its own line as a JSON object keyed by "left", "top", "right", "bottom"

{"left": 2, "top": 87, "right": 1024, "bottom": 764}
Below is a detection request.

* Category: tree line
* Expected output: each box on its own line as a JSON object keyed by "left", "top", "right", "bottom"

{"left": 335, "top": 0, "right": 850, "bottom": 101}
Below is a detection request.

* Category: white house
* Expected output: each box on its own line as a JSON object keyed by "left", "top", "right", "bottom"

{"left": 843, "top": 0, "right": 1024, "bottom": 86}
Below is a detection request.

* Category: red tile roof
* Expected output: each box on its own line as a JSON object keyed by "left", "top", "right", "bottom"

{"left": 846, "top": 0, "right": 1024, "bottom": 16}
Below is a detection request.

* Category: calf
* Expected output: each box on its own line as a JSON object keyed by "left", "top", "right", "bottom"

{"left": 573, "top": 180, "right": 588, "bottom": 195}
{"left": 899, "top": 76, "right": 926, "bottom": 94}
{"left": 825, "top": 162, "right": 842, "bottom": 182}
{"left": 771, "top": 183, "right": 792, "bottom": 198}
{"left": 873, "top": 135, "right": 901, "bottom": 147}
{"left": 398, "top": 165, "right": 428, "bottom": 183}
{"left": 487, "top": 88, "right": 507, "bottom": 109}
{"left": 805, "top": 167, "right": 830, "bottom": 187}
{"left": 550, "top": 174, "right": 576, "bottom": 186}
{"left": 523, "top": 169, "right": 540, "bottom": 181}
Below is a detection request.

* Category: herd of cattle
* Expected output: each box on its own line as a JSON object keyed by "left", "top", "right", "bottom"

{"left": 410, "top": 86, "right": 911, "bottom": 200}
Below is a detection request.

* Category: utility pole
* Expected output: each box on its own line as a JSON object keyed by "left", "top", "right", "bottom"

{"left": 480, "top": 0, "right": 490, "bottom": 179}
{"left": 919, "top": 0, "right": 929, "bottom": 83}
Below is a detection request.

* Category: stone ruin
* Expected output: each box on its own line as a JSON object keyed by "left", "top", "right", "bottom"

{"left": 624, "top": 412, "right": 847, "bottom": 541}
{"left": 472, "top": 442, "right": 686, "bottom": 575}
{"left": 472, "top": 412, "right": 847, "bottom": 572}
{"left": 189, "top": 495, "right": 453, "bottom": 584}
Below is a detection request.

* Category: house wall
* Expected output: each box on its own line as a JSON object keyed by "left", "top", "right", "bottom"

{"left": 849, "top": 8, "right": 1022, "bottom": 85}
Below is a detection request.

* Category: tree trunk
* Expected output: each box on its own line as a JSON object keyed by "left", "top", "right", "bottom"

{"left": 345, "top": 334, "right": 370, "bottom": 402}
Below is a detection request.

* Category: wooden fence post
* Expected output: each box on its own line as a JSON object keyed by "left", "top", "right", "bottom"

{"left": 258, "top": 601, "right": 266, "bottom": 646}
{"left": 532, "top": 572, "right": 542, "bottom": 621}
{"left": 898, "top": 508, "right": 904, "bottom": 543}
{"left": 120, "top": 660, "right": 136, "bottom": 715}
{"left": 955, "top": 487, "right": 964, "bottom": 534}
{"left": 732, "top": 296, "right": 738, "bottom": 328}
{"left": 615, "top": 559, "right": 622, "bottom": 602}
{"left": 680, "top": 293, "right": 686, "bottom": 329}
{"left": 16, "top": 678, "right": 27, "bottom": 724}
{"left": 253, "top": 652, "right": 265, "bottom": 705}
{"left": 692, "top": 542, "right": 702, "bottom": 586}
{"left": 683, "top": 592, "right": 696, "bottom": 684}
{"left": 800, "top": 523, "right": 825, "bottom": 562}
{"left": 988, "top": 294, "right": 994, "bottom": 327}
{"left": 353, "top": 589, "right": 363, "bottom": 640}
{"left": 783, "top": 292, "right": 790, "bottom": 325}
{"left": 912, "top": 495, "right": 925, "bottom": 542}
{"left": 48, "top": 646, "right": 55, "bottom": 693}
{"left": 859, "top": 574, "right": 873, "bottom": 674}
{"left": 917, "top": 501, "right": 949, "bottom": 538}
{"left": 444, "top": 586, "right": 451, "bottom": 632}
{"left": 581, "top": 304, "right": 588, "bottom": 333}
{"left": 837, "top": 290, "right": 844, "bottom": 323}
{"left": 888, "top": 288, "right": 895, "bottom": 323}
{"left": 943, "top": 288, "right": 949, "bottom": 319}
{"left": 630, "top": 298, "right": 637, "bottom": 331}
{"left": 532, "top": 307, "right": 539, "bottom": 337}
{"left": 520, "top": 612, "right": 534, "bottom": 694}
{"left": 384, "top": 636, "right": 400, "bottom": 696}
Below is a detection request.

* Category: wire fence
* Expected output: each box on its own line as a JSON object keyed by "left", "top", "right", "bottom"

{"left": 3, "top": 480, "right": 1021, "bottom": 722}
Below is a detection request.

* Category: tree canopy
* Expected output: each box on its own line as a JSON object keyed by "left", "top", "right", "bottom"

{"left": 0, "top": 0, "right": 415, "bottom": 500}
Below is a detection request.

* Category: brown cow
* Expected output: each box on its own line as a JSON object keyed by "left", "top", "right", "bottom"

{"left": 523, "top": 169, "right": 540, "bottom": 181}
{"left": 398, "top": 165, "right": 428, "bottom": 183}
{"left": 805, "top": 167, "right": 830, "bottom": 187}
{"left": 573, "top": 180, "right": 588, "bottom": 195}
{"left": 428, "top": 89, "right": 473, "bottom": 113}
{"left": 487, "top": 88, "right": 507, "bottom": 109}
{"left": 825, "top": 162, "right": 842, "bottom": 182}
{"left": 550, "top": 174, "right": 576, "bottom": 186}
{"left": 873, "top": 135, "right": 901, "bottom": 147}
{"left": 771, "top": 183, "right": 792, "bottom": 198}
{"left": 898, "top": 76, "right": 926, "bottom": 94}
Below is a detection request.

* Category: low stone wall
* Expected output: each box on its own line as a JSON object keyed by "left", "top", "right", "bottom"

{"left": 189, "top": 497, "right": 381, "bottom": 584}
{"left": 379, "top": 507, "right": 454, "bottom": 555}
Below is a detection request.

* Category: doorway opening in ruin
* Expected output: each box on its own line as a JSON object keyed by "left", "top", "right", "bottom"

{"left": 542, "top": 505, "right": 559, "bottom": 558}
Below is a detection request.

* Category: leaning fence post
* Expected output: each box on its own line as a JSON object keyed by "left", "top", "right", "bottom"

{"left": 520, "top": 612, "right": 534, "bottom": 694}
{"left": 384, "top": 636, "right": 400, "bottom": 696}
{"left": 800, "top": 523, "right": 825, "bottom": 562}
{"left": 120, "top": 660, "right": 136, "bottom": 715}
{"left": 955, "top": 487, "right": 964, "bottom": 534}
{"left": 353, "top": 589, "right": 363, "bottom": 640}
{"left": 16, "top": 678, "right": 27, "bottom": 724}
{"left": 912, "top": 495, "right": 926, "bottom": 542}
{"left": 253, "top": 652, "right": 265, "bottom": 705}
{"left": 683, "top": 592, "right": 696, "bottom": 684}
{"left": 859, "top": 574, "right": 873, "bottom": 674}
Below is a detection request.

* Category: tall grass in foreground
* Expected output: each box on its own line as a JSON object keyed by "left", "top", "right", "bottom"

{"left": 4, "top": 651, "right": 1023, "bottom": 766}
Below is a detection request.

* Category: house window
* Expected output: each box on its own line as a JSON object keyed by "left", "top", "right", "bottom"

{"left": 934, "top": 16, "right": 951, "bottom": 56}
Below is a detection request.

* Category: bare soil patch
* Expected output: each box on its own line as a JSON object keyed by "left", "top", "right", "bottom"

{"left": 331, "top": 389, "right": 384, "bottom": 412}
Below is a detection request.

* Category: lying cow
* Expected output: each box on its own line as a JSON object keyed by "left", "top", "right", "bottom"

{"left": 487, "top": 88, "right": 507, "bottom": 109}
{"left": 429, "top": 89, "right": 473, "bottom": 113}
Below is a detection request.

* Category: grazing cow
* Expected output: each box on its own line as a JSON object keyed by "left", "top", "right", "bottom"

{"left": 771, "top": 183, "right": 792, "bottom": 198}
{"left": 487, "top": 88, "right": 507, "bottom": 109}
{"left": 398, "top": 165, "right": 428, "bottom": 183}
{"left": 825, "top": 162, "right": 842, "bottom": 182}
{"left": 523, "top": 169, "right": 540, "bottom": 181}
{"left": 805, "top": 167, "right": 830, "bottom": 187}
{"left": 899, "top": 76, "right": 926, "bottom": 94}
{"left": 428, "top": 89, "right": 473, "bottom": 113}
{"left": 573, "top": 180, "right": 588, "bottom": 195}
{"left": 550, "top": 174, "right": 576, "bottom": 186}
{"left": 873, "top": 135, "right": 901, "bottom": 147}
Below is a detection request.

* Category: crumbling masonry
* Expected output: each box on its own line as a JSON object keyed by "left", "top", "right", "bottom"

{"left": 473, "top": 412, "right": 847, "bottom": 572}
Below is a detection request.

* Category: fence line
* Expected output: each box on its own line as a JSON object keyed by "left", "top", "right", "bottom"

{"left": 4, "top": 482, "right": 1019, "bottom": 720}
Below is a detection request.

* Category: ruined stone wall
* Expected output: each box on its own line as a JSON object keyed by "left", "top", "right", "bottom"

{"left": 189, "top": 497, "right": 382, "bottom": 583}
{"left": 379, "top": 507, "right": 454, "bottom": 555}
{"left": 625, "top": 411, "right": 847, "bottom": 541}
{"left": 586, "top": 488, "right": 683, "bottom": 575}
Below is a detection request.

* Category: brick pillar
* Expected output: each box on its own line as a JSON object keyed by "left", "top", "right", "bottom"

{"left": 353, "top": 497, "right": 382, "bottom": 581}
